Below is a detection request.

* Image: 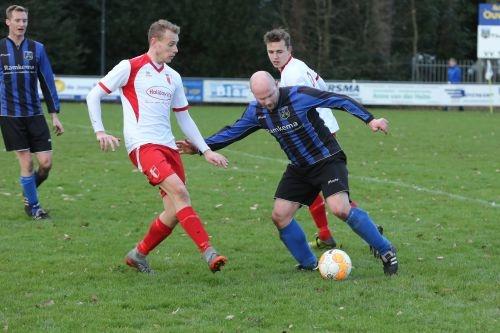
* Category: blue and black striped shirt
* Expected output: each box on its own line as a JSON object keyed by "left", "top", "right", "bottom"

{"left": 0, "top": 37, "right": 59, "bottom": 117}
{"left": 206, "top": 86, "right": 374, "bottom": 167}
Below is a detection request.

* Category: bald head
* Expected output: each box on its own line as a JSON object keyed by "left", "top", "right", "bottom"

{"left": 250, "top": 71, "right": 279, "bottom": 110}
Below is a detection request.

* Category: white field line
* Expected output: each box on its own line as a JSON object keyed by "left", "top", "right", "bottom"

{"left": 224, "top": 149, "right": 498, "bottom": 209}
{"left": 67, "top": 124, "right": 497, "bottom": 208}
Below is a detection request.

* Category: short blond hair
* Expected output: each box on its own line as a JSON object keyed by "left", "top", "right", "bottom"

{"left": 148, "top": 19, "right": 180, "bottom": 43}
{"left": 6, "top": 5, "right": 27, "bottom": 19}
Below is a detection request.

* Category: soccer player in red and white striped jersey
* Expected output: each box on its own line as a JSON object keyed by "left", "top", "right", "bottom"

{"left": 86, "top": 19, "right": 228, "bottom": 274}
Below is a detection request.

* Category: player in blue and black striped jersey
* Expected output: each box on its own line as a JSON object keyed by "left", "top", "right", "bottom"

{"left": 178, "top": 71, "right": 398, "bottom": 275}
{"left": 0, "top": 5, "right": 64, "bottom": 220}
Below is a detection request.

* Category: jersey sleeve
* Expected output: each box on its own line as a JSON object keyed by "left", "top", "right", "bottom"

{"left": 205, "top": 105, "right": 261, "bottom": 151}
{"left": 36, "top": 43, "right": 60, "bottom": 113}
{"left": 171, "top": 71, "right": 189, "bottom": 111}
{"left": 174, "top": 110, "right": 209, "bottom": 153}
{"left": 98, "top": 60, "right": 130, "bottom": 94}
{"left": 296, "top": 86, "right": 374, "bottom": 123}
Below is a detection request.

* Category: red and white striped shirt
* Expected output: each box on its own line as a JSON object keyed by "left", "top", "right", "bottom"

{"left": 98, "top": 53, "right": 189, "bottom": 153}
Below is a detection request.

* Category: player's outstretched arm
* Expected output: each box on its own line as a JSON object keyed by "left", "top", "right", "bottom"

{"left": 368, "top": 118, "right": 389, "bottom": 134}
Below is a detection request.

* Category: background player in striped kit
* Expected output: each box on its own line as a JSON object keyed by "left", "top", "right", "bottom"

{"left": 0, "top": 5, "right": 64, "bottom": 220}
{"left": 86, "top": 19, "right": 228, "bottom": 274}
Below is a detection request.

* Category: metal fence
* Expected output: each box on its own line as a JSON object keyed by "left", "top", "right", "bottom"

{"left": 411, "top": 55, "right": 498, "bottom": 83}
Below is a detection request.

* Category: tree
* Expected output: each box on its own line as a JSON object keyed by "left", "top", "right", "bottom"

{"left": 0, "top": 0, "right": 483, "bottom": 80}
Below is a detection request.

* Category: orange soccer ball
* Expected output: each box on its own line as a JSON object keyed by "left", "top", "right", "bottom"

{"left": 318, "top": 249, "right": 352, "bottom": 280}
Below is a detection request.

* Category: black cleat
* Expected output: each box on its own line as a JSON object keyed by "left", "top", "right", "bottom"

{"left": 380, "top": 246, "right": 398, "bottom": 276}
{"left": 30, "top": 204, "right": 50, "bottom": 220}
{"left": 296, "top": 262, "right": 319, "bottom": 271}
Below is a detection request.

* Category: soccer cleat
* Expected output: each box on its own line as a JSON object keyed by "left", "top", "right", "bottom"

{"left": 208, "top": 254, "right": 227, "bottom": 273}
{"left": 380, "top": 246, "right": 398, "bottom": 276}
{"left": 296, "top": 262, "right": 319, "bottom": 271}
{"left": 125, "top": 248, "right": 154, "bottom": 274}
{"left": 369, "top": 225, "right": 384, "bottom": 257}
{"left": 30, "top": 204, "right": 50, "bottom": 220}
{"left": 309, "top": 234, "right": 337, "bottom": 249}
{"left": 203, "top": 247, "right": 227, "bottom": 273}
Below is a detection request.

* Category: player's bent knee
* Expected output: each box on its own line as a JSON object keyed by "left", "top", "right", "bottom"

{"left": 330, "top": 204, "right": 351, "bottom": 221}
{"left": 271, "top": 210, "right": 292, "bottom": 228}
{"left": 169, "top": 185, "right": 191, "bottom": 204}
{"left": 38, "top": 162, "right": 52, "bottom": 173}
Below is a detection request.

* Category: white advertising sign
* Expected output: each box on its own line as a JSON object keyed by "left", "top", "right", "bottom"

{"left": 51, "top": 76, "right": 120, "bottom": 101}
{"left": 202, "top": 80, "right": 252, "bottom": 103}
{"left": 477, "top": 3, "right": 500, "bottom": 59}
{"left": 47, "top": 76, "right": 500, "bottom": 107}
{"left": 325, "top": 81, "right": 500, "bottom": 106}
{"left": 477, "top": 25, "right": 500, "bottom": 59}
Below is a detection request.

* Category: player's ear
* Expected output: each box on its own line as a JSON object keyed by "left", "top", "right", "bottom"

{"left": 149, "top": 36, "right": 158, "bottom": 47}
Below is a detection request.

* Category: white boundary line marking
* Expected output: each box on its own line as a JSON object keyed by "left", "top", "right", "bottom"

{"left": 224, "top": 149, "right": 498, "bottom": 209}
{"left": 67, "top": 125, "right": 498, "bottom": 209}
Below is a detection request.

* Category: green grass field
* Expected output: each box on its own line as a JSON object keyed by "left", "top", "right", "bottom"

{"left": 0, "top": 103, "right": 499, "bottom": 332}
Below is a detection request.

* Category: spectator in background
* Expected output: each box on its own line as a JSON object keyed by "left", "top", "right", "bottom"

{"left": 444, "top": 58, "right": 464, "bottom": 111}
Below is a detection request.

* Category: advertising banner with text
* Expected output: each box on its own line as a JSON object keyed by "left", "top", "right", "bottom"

{"left": 49, "top": 76, "right": 499, "bottom": 107}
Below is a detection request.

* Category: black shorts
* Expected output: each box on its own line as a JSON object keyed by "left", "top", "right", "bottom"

{"left": 275, "top": 151, "right": 349, "bottom": 206}
{"left": 0, "top": 115, "right": 52, "bottom": 152}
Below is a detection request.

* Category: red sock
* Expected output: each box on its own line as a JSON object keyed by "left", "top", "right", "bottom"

{"left": 137, "top": 216, "right": 173, "bottom": 255}
{"left": 309, "top": 195, "right": 332, "bottom": 241}
{"left": 176, "top": 206, "right": 211, "bottom": 252}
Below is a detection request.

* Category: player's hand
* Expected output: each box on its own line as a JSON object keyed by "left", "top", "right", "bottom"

{"left": 96, "top": 131, "right": 120, "bottom": 152}
{"left": 368, "top": 118, "right": 389, "bottom": 134}
{"left": 203, "top": 150, "right": 228, "bottom": 168}
{"left": 176, "top": 139, "right": 197, "bottom": 154}
{"left": 51, "top": 114, "right": 64, "bottom": 136}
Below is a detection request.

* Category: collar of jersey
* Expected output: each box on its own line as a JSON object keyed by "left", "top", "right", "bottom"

{"left": 279, "top": 56, "right": 293, "bottom": 72}
{"left": 144, "top": 53, "right": 164, "bottom": 72}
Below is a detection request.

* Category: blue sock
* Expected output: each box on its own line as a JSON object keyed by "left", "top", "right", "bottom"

{"left": 20, "top": 175, "right": 38, "bottom": 207}
{"left": 346, "top": 208, "right": 391, "bottom": 254}
{"left": 279, "top": 219, "right": 317, "bottom": 268}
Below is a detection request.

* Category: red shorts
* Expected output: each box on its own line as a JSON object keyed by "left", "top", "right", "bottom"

{"left": 129, "top": 144, "right": 186, "bottom": 187}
